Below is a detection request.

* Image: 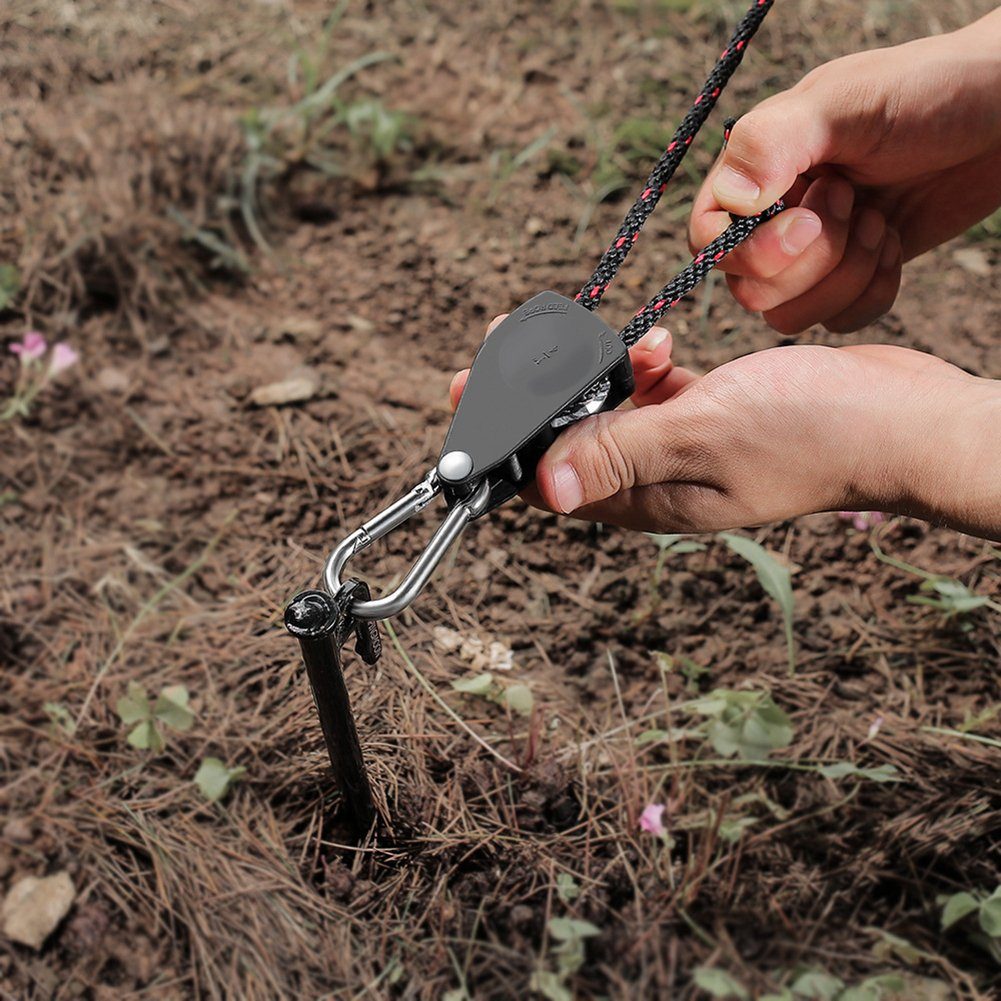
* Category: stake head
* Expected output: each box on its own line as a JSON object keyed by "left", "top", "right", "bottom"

{"left": 284, "top": 589, "right": 339, "bottom": 639}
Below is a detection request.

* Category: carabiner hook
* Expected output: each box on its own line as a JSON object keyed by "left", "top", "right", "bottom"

{"left": 323, "top": 468, "right": 491, "bottom": 620}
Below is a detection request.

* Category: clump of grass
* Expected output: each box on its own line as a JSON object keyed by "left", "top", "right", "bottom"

{"left": 0, "top": 7, "right": 410, "bottom": 338}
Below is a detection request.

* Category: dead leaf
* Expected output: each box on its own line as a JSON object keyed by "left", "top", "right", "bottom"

{"left": 249, "top": 368, "right": 320, "bottom": 407}
{"left": 3, "top": 871, "right": 76, "bottom": 949}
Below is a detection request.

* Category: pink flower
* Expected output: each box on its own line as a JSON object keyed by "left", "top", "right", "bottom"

{"left": 839, "top": 511, "right": 886, "bottom": 532}
{"left": 48, "top": 342, "right": 79, "bottom": 376}
{"left": 9, "top": 331, "right": 47, "bottom": 362}
{"left": 639, "top": 803, "right": 667, "bottom": 836}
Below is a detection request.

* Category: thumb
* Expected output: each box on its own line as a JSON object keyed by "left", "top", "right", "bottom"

{"left": 712, "top": 90, "right": 835, "bottom": 215}
{"left": 535, "top": 405, "right": 698, "bottom": 514}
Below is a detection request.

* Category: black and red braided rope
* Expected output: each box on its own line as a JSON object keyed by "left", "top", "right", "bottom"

{"left": 575, "top": 0, "right": 780, "bottom": 347}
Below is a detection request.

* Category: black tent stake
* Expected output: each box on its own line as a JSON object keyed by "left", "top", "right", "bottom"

{"left": 284, "top": 587, "right": 377, "bottom": 835}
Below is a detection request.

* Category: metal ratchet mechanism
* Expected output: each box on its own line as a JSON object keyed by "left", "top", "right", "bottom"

{"left": 322, "top": 290, "right": 634, "bottom": 620}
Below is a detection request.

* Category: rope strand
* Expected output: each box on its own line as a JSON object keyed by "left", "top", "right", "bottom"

{"left": 574, "top": 0, "right": 780, "bottom": 344}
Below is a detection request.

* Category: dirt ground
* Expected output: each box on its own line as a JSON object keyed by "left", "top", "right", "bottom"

{"left": 2, "top": 1, "right": 1000, "bottom": 998}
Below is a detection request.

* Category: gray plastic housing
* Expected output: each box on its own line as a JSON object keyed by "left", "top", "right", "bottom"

{"left": 438, "top": 290, "right": 634, "bottom": 513}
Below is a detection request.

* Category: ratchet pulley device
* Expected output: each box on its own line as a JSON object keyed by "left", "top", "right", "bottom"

{"left": 286, "top": 0, "right": 780, "bottom": 831}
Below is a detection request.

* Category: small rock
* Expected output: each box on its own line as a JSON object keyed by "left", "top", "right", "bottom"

{"left": 347, "top": 314, "right": 375, "bottom": 334}
{"left": 953, "top": 247, "right": 991, "bottom": 277}
{"left": 249, "top": 368, "right": 320, "bottom": 407}
{"left": 432, "top": 626, "right": 463, "bottom": 653}
{"left": 525, "top": 216, "right": 547, "bottom": 236}
{"left": 2, "top": 871, "right": 76, "bottom": 949}
{"left": 3, "top": 818, "right": 33, "bottom": 844}
{"left": 276, "top": 316, "right": 322, "bottom": 341}
{"left": 96, "top": 367, "right": 130, "bottom": 394}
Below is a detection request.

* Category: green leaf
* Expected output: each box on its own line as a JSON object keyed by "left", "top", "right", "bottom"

{"left": 718, "top": 816, "right": 757, "bottom": 842}
{"left": 154, "top": 684, "right": 195, "bottom": 731}
{"left": 692, "top": 966, "right": 749, "bottom": 999}
{"left": 672, "top": 541, "right": 707, "bottom": 554}
{"left": 0, "top": 264, "right": 20, "bottom": 310}
{"left": 790, "top": 970, "right": 844, "bottom": 999}
{"left": 116, "top": 681, "right": 151, "bottom": 724}
{"left": 869, "top": 927, "right": 928, "bottom": 964}
{"left": 635, "top": 728, "right": 669, "bottom": 746}
{"left": 503, "top": 683, "right": 534, "bottom": 716}
{"left": 707, "top": 719, "right": 742, "bottom": 758}
{"left": 818, "top": 762, "right": 857, "bottom": 779}
{"left": 195, "top": 757, "right": 247, "bottom": 803}
{"left": 836, "top": 988, "right": 880, "bottom": 1001}
{"left": 647, "top": 532, "right": 682, "bottom": 551}
{"left": 819, "top": 762, "right": 900, "bottom": 783}
{"left": 858, "top": 765, "right": 901, "bottom": 783}
{"left": 940, "top": 890, "right": 980, "bottom": 930}
{"left": 744, "top": 704, "right": 793, "bottom": 751}
{"left": 530, "top": 969, "right": 572, "bottom": 1001}
{"left": 719, "top": 533, "right": 796, "bottom": 674}
{"left": 547, "top": 917, "right": 600, "bottom": 941}
{"left": 451, "top": 673, "right": 494, "bottom": 696}
{"left": 43, "top": 702, "right": 76, "bottom": 736}
{"left": 978, "top": 892, "right": 1001, "bottom": 937}
{"left": 556, "top": 872, "right": 580, "bottom": 903}
{"left": 127, "top": 719, "right": 164, "bottom": 752}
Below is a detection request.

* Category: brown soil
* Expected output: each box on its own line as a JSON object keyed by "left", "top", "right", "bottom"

{"left": 2, "top": 1, "right": 1000, "bottom": 999}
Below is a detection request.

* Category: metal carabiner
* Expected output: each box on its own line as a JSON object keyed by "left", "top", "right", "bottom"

{"left": 323, "top": 468, "right": 492, "bottom": 620}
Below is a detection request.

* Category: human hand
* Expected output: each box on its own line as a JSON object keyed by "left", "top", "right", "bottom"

{"left": 688, "top": 8, "right": 1001, "bottom": 334}
{"left": 451, "top": 320, "right": 1001, "bottom": 540}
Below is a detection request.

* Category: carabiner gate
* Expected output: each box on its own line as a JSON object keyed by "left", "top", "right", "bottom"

{"left": 323, "top": 468, "right": 491, "bottom": 620}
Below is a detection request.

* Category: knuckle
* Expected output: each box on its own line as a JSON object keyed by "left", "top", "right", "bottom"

{"left": 763, "top": 307, "right": 811, "bottom": 336}
{"left": 584, "top": 413, "right": 634, "bottom": 499}
{"left": 730, "top": 275, "right": 778, "bottom": 313}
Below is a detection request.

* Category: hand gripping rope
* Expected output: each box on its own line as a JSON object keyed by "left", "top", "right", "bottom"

{"left": 286, "top": 0, "right": 780, "bottom": 826}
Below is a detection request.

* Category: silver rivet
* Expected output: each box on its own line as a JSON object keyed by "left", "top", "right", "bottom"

{"left": 438, "top": 450, "right": 473, "bottom": 482}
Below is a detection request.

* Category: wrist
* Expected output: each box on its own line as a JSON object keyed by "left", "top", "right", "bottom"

{"left": 853, "top": 367, "right": 1001, "bottom": 541}
{"left": 916, "top": 378, "right": 1001, "bottom": 541}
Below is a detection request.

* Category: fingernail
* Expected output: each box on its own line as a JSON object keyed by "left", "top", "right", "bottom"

{"left": 778, "top": 212, "right": 822, "bottom": 256}
{"left": 826, "top": 179, "right": 855, "bottom": 222}
{"left": 639, "top": 327, "right": 668, "bottom": 352}
{"left": 879, "top": 228, "right": 900, "bottom": 269}
{"left": 551, "top": 462, "right": 583, "bottom": 513}
{"left": 713, "top": 166, "right": 760, "bottom": 207}
{"left": 856, "top": 209, "right": 885, "bottom": 251}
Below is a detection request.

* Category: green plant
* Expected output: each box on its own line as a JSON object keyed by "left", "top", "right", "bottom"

{"left": 487, "top": 126, "right": 558, "bottom": 201}
{"left": 195, "top": 757, "right": 246, "bottom": 803}
{"left": 115, "top": 682, "right": 194, "bottom": 753}
{"left": 556, "top": 873, "right": 580, "bottom": 904}
{"left": 719, "top": 533, "right": 796, "bottom": 675}
{"left": 689, "top": 689, "right": 794, "bottom": 761}
{"left": 531, "top": 917, "right": 601, "bottom": 1001}
{"left": 693, "top": 966, "right": 748, "bottom": 999}
{"left": 0, "top": 264, "right": 20, "bottom": 311}
{"left": 655, "top": 651, "right": 711, "bottom": 693}
{"left": 647, "top": 533, "right": 707, "bottom": 590}
{"left": 967, "top": 204, "right": 1001, "bottom": 242}
{"left": 870, "top": 539, "right": 1000, "bottom": 620}
{"left": 43, "top": 702, "right": 76, "bottom": 737}
{"left": 451, "top": 673, "right": 534, "bottom": 716}
{"left": 2, "top": 332, "right": 79, "bottom": 422}
{"left": 234, "top": 8, "right": 405, "bottom": 253}
{"left": 817, "top": 762, "right": 900, "bottom": 784}
{"left": 939, "top": 885, "right": 1001, "bottom": 962}
{"left": 760, "top": 969, "right": 907, "bottom": 1001}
